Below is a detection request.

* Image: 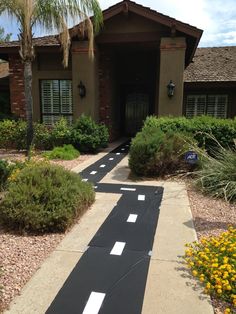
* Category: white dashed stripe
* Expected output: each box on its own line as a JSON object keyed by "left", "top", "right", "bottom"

{"left": 109, "top": 158, "right": 114, "bottom": 161}
{"left": 94, "top": 186, "right": 98, "bottom": 189}
{"left": 127, "top": 214, "right": 138, "bottom": 223}
{"left": 82, "top": 179, "right": 88, "bottom": 182}
{"left": 90, "top": 171, "right": 97, "bottom": 175}
{"left": 116, "top": 153, "right": 121, "bottom": 155}
{"left": 110, "top": 242, "right": 126, "bottom": 256}
{"left": 100, "top": 164, "right": 106, "bottom": 168}
{"left": 82, "top": 292, "right": 106, "bottom": 314}
{"left": 120, "top": 187, "right": 136, "bottom": 192}
{"left": 121, "top": 148, "right": 125, "bottom": 151}
{"left": 138, "top": 194, "right": 145, "bottom": 201}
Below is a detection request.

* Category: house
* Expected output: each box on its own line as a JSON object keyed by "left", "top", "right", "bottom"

{"left": 0, "top": 0, "right": 235, "bottom": 139}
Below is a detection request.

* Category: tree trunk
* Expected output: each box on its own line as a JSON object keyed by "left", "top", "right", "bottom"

{"left": 24, "top": 61, "right": 34, "bottom": 159}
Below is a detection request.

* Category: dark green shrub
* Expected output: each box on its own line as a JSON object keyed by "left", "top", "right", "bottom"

{"left": 0, "top": 162, "right": 95, "bottom": 232}
{"left": 143, "top": 116, "right": 236, "bottom": 151}
{"left": 195, "top": 148, "right": 236, "bottom": 202}
{"left": 129, "top": 127, "right": 192, "bottom": 177}
{"left": 0, "top": 160, "right": 11, "bottom": 190}
{"left": 43, "top": 145, "right": 80, "bottom": 160}
{"left": 33, "top": 123, "right": 52, "bottom": 150}
{"left": 71, "top": 115, "right": 109, "bottom": 153}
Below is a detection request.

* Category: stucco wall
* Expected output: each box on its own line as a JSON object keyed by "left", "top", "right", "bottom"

{"left": 158, "top": 37, "right": 186, "bottom": 116}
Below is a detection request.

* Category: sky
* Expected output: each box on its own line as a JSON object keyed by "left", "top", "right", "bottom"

{"left": 0, "top": 0, "right": 236, "bottom": 47}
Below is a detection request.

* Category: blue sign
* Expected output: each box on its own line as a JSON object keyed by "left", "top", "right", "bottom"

{"left": 185, "top": 151, "right": 198, "bottom": 164}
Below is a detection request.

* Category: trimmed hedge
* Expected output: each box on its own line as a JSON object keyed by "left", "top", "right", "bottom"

{"left": 0, "top": 116, "right": 109, "bottom": 153}
{"left": 143, "top": 116, "right": 236, "bottom": 151}
{"left": 129, "top": 127, "right": 193, "bottom": 177}
{"left": 0, "top": 162, "right": 95, "bottom": 232}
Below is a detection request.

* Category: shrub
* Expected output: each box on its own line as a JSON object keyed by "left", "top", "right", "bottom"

{"left": 71, "top": 115, "right": 109, "bottom": 153}
{"left": 50, "top": 118, "right": 72, "bottom": 147}
{"left": 195, "top": 147, "right": 236, "bottom": 202}
{"left": 0, "top": 160, "right": 11, "bottom": 190}
{"left": 33, "top": 123, "right": 52, "bottom": 150}
{"left": 43, "top": 145, "right": 80, "bottom": 160}
{"left": 185, "top": 227, "right": 236, "bottom": 312}
{"left": 143, "top": 116, "right": 236, "bottom": 151}
{"left": 0, "top": 162, "right": 95, "bottom": 232}
{"left": 129, "top": 127, "right": 193, "bottom": 177}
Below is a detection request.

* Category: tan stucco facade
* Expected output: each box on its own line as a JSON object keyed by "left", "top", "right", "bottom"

{"left": 158, "top": 37, "right": 186, "bottom": 116}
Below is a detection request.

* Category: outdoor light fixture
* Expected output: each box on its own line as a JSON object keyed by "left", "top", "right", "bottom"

{"left": 167, "top": 80, "right": 175, "bottom": 97}
{"left": 78, "top": 81, "right": 86, "bottom": 98}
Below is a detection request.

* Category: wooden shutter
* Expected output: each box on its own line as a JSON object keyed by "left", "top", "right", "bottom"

{"left": 186, "top": 95, "right": 206, "bottom": 118}
{"left": 60, "top": 80, "right": 73, "bottom": 114}
{"left": 207, "top": 95, "right": 227, "bottom": 118}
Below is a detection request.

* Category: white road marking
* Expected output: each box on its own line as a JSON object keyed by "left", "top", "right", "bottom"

{"left": 94, "top": 186, "right": 98, "bottom": 189}
{"left": 90, "top": 171, "right": 97, "bottom": 175}
{"left": 100, "top": 164, "right": 106, "bottom": 168}
{"left": 138, "top": 194, "right": 145, "bottom": 201}
{"left": 109, "top": 158, "right": 114, "bottom": 160}
{"left": 121, "top": 148, "right": 125, "bottom": 151}
{"left": 120, "top": 187, "right": 136, "bottom": 192}
{"left": 116, "top": 153, "right": 121, "bottom": 155}
{"left": 110, "top": 242, "right": 126, "bottom": 256}
{"left": 82, "top": 179, "right": 88, "bottom": 182}
{"left": 127, "top": 214, "right": 138, "bottom": 223}
{"left": 82, "top": 291, "right": 106, "bottom": 314}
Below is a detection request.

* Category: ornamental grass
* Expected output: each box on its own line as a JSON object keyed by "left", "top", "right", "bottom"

{"left": 185, "top": 227, "right": 236, "bottom": 313}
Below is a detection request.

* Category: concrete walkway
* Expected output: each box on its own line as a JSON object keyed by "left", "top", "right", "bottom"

{"left": 5, "top": 141, "right": 214, "bottom": 314}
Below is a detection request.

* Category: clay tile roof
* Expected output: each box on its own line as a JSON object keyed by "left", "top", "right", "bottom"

{"left": 184, "top": 46, "right": 236, "bottom": 82}
{"left": 0, "top": 35, "right": 60, "bottom": 48}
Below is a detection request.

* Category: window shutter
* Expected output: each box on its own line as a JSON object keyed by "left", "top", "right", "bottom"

{"left": 60, "top": 80, "right": 73, "bottom": 114}
{"left": 207, "top": 95, "right": 227, "bottom": 118}
{"left": 186, "top": 95, "right": 206, "bottom": 118}
{"left": 41, "top": 80, "right": 60, "bottom": 114}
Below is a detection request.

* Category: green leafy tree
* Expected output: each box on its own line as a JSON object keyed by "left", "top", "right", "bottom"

{"left": 0, "top": 26, "right": 12, "bottom": 42}
{"left": 0, "top": 0, "right": 103, "bottom": 158}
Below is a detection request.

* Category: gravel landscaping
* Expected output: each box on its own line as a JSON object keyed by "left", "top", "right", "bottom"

{"left": 0, "top": 151, "right": 93, "bottom": 313}
{"left": 187, "top": 185, "right": 236, "bottom": 314}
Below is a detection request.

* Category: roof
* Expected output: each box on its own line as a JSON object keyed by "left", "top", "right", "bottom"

{"left": 184, "top": 46, "right": 236, "bottom": 82}
{"left": 0, "top": 0, "right": 202, "bottom": 65}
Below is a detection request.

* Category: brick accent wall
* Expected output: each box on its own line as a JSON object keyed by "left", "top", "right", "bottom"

{"left": 8, "top": 54, "right": 26, "bottom": 118}
{"left": 98, "top": 49, "right": 113, "bottom": 140}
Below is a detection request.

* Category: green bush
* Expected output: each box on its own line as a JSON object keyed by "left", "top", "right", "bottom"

{"left": 129, "top": 127, "right": 192, "bottom": 177}
{"left": 0, "top": 162, "right": 95, "bottom": 232}
{"left": 143, "top": 116, "right": 236, "bottom": 151}
{"left": 33, "top": 123, "right": 52, "bottom": 150}
{"left": 50, "top": 118, "right": 72, "bottom": 147}
{"left": 71, "top": 115, "right": 109, "bottom": 153}
{"left": 44, "top": 145, "right": 80, "bottom": 160}
{"left": 0, "top": 160, "right": 11, "bottom": 190}
{"left": 195, "top": 147, "right": 236, "bottom": 202}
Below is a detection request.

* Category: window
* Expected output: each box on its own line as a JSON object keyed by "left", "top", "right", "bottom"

{"left": 41, "top": 80, "right": 73, "bottom": 125}
{"left": 186, "top": 94, "right": 228, "bottom": 118}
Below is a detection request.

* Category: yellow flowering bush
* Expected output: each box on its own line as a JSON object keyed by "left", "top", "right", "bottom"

{"left": 185, "top": 227, "right": 236, "bottom": 313}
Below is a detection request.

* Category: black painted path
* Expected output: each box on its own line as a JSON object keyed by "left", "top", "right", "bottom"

{"left": 46, "top": 142, "right": 163, "bottom": 314}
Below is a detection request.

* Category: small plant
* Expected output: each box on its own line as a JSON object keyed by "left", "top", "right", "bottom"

{"left": 71, "top": 115, "right": 109, "bottom": 153}
{"left": 0, "top": 162, "right": 95, "bottom": 232}
{"left": 195, "top": 147, "right": 236, "bottom": 202}
{"left": 50, "top": 118, "right": 72, "bottom": 147}
{"left": 185, "top": 227, "right": 236, "bottom": 313}
{"left": 43, "top": 145, "right": 80, "bottom": 160}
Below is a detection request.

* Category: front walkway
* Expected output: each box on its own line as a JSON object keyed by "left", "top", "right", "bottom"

{"left": 5, "top": 141, "right": 214, "bottom": 314}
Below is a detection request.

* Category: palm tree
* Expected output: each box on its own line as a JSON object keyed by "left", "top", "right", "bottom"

{"left": 0, "top": 0, "right": 103, "bottom": 158}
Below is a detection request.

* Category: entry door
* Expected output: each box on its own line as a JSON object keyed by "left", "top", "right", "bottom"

{"left": 125, "top": 92, "right": 149, "bottom": 135}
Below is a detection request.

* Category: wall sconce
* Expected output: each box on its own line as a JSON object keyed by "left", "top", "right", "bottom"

{"left": 78, "top": 81, "right": 86, "bottom": 98}
{"left": 167, "top": 80, "right": 175, "bottom": 97}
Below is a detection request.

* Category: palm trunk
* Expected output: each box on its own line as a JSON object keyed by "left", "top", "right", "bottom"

{"left": 24, "top": 61, "right": 34, "bottom": 159}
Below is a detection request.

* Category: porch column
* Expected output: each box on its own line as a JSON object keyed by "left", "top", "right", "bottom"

{"left": 158, "top": 37, "right": 186, "bottom": 116}
{"left": 71, "top": 41, "right": 99, "bottom": 121}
